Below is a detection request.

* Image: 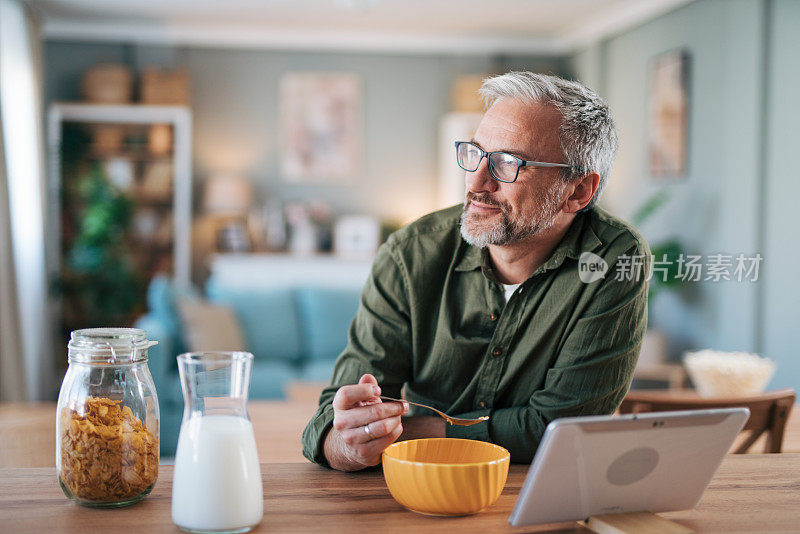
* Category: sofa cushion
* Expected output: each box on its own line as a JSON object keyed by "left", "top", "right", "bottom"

{"left": 145, "top": 275, "right": 200, "bottom": 356}
{"left": 206, "top": 280, "right": 303, "bottom": 364}
{"left": 147, "top": 275, "right": 177, "bottom": 316}
{"left": 296, "top": 287, "right": 360, "bottom": 361}
{"left": 297, "top": 359, "right": 338, "bottom": 383}
{"left": 249, "top": 361, "right": 298, "bottom": 399}
{"left": 133, "top": 312, "right": 178, "bottom": 395}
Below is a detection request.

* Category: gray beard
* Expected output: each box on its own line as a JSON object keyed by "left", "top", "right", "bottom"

{"left": 459, "top": 185, "right": 564, "bottom": 248}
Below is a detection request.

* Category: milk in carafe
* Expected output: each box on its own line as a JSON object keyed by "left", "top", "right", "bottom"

{"left": 172, "top": 415, "right": 262, "bottom": 531}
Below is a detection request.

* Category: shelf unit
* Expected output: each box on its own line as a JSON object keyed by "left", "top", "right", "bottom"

{"left": 47, "top": 103, "right": 193, "bottom": 332}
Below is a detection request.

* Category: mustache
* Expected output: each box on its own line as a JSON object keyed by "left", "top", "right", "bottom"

{"left": 466, "top": 192, "right": 505, "bottom": 209}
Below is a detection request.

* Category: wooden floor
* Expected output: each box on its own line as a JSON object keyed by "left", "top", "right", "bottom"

{"left": 2, "top": 382, "right": 799, "bottom": 467}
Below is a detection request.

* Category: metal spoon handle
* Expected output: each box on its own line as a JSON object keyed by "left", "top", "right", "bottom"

{"left": 379, "top": 395, "right": 488, "bottom": 426}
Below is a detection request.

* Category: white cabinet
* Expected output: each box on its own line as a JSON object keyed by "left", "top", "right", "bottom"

{"left": 209, "top": 253, "right": 373, "bottom": 291}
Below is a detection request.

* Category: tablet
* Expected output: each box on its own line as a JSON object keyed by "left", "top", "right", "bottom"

{"left": 508, "top": 408, "right": 749, "bottom": 527}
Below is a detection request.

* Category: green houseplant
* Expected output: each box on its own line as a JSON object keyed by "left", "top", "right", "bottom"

{"left": 630, "top": 188, "right": 687, "bottom": 307}
{"left": 58, "top": 161, "right": 142, "bottom": 327}
{"left": 630, "top": 188, "right": 688, "bottom": 368}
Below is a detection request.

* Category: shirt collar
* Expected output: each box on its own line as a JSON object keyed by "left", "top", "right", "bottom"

{"left": 454, "top": 210, "right": 603, "bottom": 274}
{"left": 454, "top": 240, "right": 485, "bottom": 272}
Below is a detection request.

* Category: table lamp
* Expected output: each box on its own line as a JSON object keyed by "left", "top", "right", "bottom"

{"left": 202, "top": 175, "right": 254, "bottom": 253}
{"left": 202, "top": 174, "right": 253, "bottom": 216}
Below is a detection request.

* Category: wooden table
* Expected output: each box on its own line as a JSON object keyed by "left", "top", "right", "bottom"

{"left": 1, "top": 454, "right": 798, "bottom": 533}
{"left": 248, "top": 399, "right": 319, "bottom": 463}
{"left": 3, "top": 395, "right": 800, "bottom": 467}
{"left": 0, "top": 394, "right": 324, "bottom": 468}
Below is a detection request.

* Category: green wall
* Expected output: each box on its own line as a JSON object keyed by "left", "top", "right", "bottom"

{"left": 762, "top": 0, "right": 800, "bottom": 390}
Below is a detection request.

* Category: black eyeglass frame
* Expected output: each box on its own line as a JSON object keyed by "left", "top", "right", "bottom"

{"left": 454, "top": 141, "right": 573, "bottom": 183}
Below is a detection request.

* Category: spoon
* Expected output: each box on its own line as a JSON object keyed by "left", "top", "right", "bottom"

{"left": 379, "top": 396, "right": 489, "bottom": 426}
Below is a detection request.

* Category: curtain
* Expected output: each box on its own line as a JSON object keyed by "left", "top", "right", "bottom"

{"left": 26, "top": 0, "right": 54, "bottom": 399}
{"left": 0, "top": 0, "right": 49, "bottom": 401}
{"left": 0, "top": 112, "right": 26, "bottom": 402}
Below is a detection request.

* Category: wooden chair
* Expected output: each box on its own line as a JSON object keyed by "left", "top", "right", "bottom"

{"left": 619, "top": 388, "right": 796, "bottom": 453}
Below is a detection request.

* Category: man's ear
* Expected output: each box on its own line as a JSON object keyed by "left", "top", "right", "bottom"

{"left": 563, "top": 173, "right": 600, "bottom": 213}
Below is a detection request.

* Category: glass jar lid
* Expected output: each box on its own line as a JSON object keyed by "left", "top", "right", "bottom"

{"left": 68, "top": 328, "right": 157, "bottom": 364}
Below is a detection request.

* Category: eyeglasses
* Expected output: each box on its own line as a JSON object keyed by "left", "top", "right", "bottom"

{"left": 454, "top": 141, "right": 571, "bottom": 183}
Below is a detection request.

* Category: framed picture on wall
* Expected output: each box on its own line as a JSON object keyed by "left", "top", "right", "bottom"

{"left": 279, "top": 72, "right": 362, "bottom": 183}
{"left": 648, "top": 50, "right": 690, "bottom": 178}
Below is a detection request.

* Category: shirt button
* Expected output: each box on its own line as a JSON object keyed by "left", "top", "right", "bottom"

{"left": 492, "top": 348, "right": 502, "bottom": 357}
{"left": 489, "top": 312, "right": 498, "bottom": 321}
{"left": 479, "top": 401, "right": 486, "bottom": 408}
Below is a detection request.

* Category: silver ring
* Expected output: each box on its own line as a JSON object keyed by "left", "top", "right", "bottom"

{"left": 363, "top": 423, "right": 377, "bottom": 440}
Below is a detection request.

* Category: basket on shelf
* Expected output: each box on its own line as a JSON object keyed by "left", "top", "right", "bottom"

{"left": 82, "top": 63, "right": 133, "bottom": 104}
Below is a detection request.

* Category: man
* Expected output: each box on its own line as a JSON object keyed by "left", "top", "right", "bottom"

{"left": 302, "top": 72, "right": 650, "bottom": 472}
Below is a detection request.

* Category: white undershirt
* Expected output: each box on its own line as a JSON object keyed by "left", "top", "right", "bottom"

{"left": 502, "top": 283, "right": 522, "bottom": 303}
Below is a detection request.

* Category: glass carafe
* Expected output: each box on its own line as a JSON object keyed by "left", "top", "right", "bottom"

{"left": 171, "top": 352, "right": 263, "bottom": 534}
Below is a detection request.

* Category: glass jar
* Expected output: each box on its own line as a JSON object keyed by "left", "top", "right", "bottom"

{"left": 56, "top": 328, "right": 160, "bottom": 507}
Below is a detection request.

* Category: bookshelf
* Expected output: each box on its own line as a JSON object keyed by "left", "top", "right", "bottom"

{"left": 47, "top": 103, "right": 192, "bottom": 333}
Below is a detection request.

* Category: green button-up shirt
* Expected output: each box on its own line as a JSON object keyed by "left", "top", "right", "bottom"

{"left": 302, "top": 204, "right": 650, "bottom": 465}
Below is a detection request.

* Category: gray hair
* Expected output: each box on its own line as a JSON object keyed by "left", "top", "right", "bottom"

{"left": 479, "top": 72, "right": 617, "bottom": 210}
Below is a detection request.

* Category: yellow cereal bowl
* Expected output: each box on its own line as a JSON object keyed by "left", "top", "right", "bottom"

{"left": 382, "top": 438, "right": 510, "bottom": 516}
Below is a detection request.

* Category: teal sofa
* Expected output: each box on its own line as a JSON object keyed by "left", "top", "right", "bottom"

{"left": 134, "top": 275, "right": 361, "bottom": 456}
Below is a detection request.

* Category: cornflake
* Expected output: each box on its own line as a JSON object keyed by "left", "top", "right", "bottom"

{"left": 60, "top": 397, "right": 158, "bottom": 502}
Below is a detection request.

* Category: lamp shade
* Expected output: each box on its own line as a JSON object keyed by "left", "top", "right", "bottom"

{"left": 203, "top": 175, "right": 253, "bottom": 215}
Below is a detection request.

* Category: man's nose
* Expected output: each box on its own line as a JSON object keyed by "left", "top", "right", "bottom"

{"left": 466, "top": 158, "right": 498, "bottom": 194}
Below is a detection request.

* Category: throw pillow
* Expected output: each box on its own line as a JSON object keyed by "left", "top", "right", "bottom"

{"left": 177, "top": 298, "right": 247, "bottom": 353}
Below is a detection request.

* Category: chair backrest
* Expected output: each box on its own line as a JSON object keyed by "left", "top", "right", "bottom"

{"left": 619, "top": 388, "right": 796, "bottom": 453}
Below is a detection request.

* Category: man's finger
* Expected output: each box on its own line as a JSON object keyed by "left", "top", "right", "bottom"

{"left": 332, "top": 383, "right": 381, "bottom": 410}
{"left": 339, "top": 415, "right": 402, "bottom": 445}
{"left": 335, "top": 400, "right": 408, "bottom": 428}
{"left": 356, "top": 424, "right": 404, "bottom": 466}
{"left": 358, "top": 374, "right": 378, "bottom": 386}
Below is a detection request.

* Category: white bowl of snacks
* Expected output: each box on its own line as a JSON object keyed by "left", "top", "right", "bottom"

{"left": 683, "top": 349, "right": 776, "bottom": 397}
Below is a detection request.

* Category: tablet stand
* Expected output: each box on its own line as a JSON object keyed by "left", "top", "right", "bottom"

{"left": 582, "top": 511, "right": 694, "bottom": 533}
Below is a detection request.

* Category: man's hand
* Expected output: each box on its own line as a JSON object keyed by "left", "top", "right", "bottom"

{"left": 323, "top": 374, "right": 409, "bottom": 471}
